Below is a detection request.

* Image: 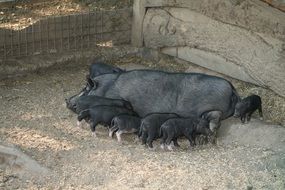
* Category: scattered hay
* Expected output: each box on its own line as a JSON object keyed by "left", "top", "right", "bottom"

{"left": 4, "top": 128, "right": 76, "bottom": 152}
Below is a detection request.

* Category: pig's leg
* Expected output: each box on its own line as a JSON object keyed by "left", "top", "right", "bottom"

{"left": 241, "top": 115, "right": 246, "bottom": 124}
{"left": 109, "top": 126, "right": 118, "bottom": 138}
{"left": 185, "top": 133, "right": 195, "bottom": 150}
{"left": 173, "top": 138, "right": 180, "bottom": 147}
{"left": 203, "top": 111, "right": 222, "bottom": 132}
{"left": 165, "top": 133, "right": 174, "bottom": 151}
{"left": 146, "top": 133, "right": 155, "bottom": 149}
{"left": 90, "top": 122, "right": 97, "bottom": 138}
{"left": 116, "top": 130, "right": 123, "bottom": 142}
{"left": 246, "top": 110, "right": 255, "bottom": 122}
{"left": 202, "top": 110, "right": 222, "bottom": 145}
{"left": 258, "top": 104, "right": 263, "bottom": 120}
{"left": 141, "top": 131, "right": 147, "bottom": 145}
{"left": 160, "top": 130, "right": 167, "bottom": 150}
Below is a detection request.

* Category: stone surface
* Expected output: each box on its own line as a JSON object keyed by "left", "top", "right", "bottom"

{"left": 142, "top": 0, "right": 285, "bottom": 40}
{"left": 0, "top": 143, "right": 50, "bottom": 180}
{"left": 218, "top": 118, "right": 285, "bottom": 153}
{"left": 163, "top": 47, "right": 257, "bottom": 84}
{"left": 142, "top": 6, "right": 285, "bottom": 97}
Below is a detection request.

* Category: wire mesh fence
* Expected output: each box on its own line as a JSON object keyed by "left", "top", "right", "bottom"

{"left": 0, "top": 8, "right": 132, "bottom": 60}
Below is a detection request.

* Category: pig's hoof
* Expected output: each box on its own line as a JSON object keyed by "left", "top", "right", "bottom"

{"left": 115, "top": 132, "right": 122, "bottom": 143}
{"left": 77, "top": 121, "right": 82, "bottom": 128}
{"left": 160, "top": 144, "right": 165, "bottom": 150}
{"left": 196, "top": 135, "right": 207, "bottom": 145}
{"left": 260, "top": 117, "right": 264, "bottom": 121}
{"left": 167, "top": 145, "right": 173, "bottom": 151}
{"left": 91, "top": 132, "right": 97, "bottom": 138}
{"left": 108, "top": 131, "right": 113, "bottom": 138}
{"left": 148, "top": 146, "right": 155, "bottom": 151}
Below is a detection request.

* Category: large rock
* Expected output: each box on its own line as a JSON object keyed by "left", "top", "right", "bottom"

{"left": 132, "top": 0, "right": 285, "bottom": 97}
{"left": 0, "top": 144, "right": 50, "bottom": 181}
{"left": 218, "top": 118, "right": 285, "bottom": 153}
{"left": 143, "top": 7, "right": 285, "bottom": 97}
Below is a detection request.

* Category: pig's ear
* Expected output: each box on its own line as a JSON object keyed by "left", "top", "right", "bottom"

{"left": 88, "top": 78, "right": 93, "bottom": 85}
{"left": 112, "top": 68, "right": 123, "bottom": 73}
{"left": 92, "top": 80, "right": 99, "bottom": 88}
{"left": 86, "top": 75, "right": 95, "bottom": 88}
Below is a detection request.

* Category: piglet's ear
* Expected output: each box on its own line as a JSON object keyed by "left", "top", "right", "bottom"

{"left": 92, "top": 80, "right": 98, "bottom": 88}
{"left": 112, "top": 68, "right": 123, "bottom": 73}
{"left": 246, "top": 101, "right": 251, "bottom": 106}
{"left": 88, "top": 78, "right": 94, "bottom": 87}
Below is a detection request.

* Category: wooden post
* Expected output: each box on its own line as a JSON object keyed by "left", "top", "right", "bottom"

{"left": 131, "top": 0, "right": 146, "bottom": 47}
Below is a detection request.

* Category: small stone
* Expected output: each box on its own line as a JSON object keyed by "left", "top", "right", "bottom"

{"left": 247, "top": 186, "right": 253, "bottom": 190}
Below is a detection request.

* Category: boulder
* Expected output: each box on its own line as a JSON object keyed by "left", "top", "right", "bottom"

{"left": 132, "top": 0, "right": 285, "bottom": 97}
{"left": 143, "top": 7, "right": 285, "bottom": 97}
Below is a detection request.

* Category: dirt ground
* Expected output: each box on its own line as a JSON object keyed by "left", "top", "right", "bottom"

{"left": 0, "top": 53, "right": 285, "bottom": 189}
{"left": 0, "top": 1, "right": 285, "bottom": 189}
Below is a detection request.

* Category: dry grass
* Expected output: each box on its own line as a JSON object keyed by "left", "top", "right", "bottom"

{"left": 0, "top": 0, "right": 133, "bottom": 29}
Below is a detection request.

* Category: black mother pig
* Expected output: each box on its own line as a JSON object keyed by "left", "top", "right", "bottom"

{"left": 233, "top": 95, "right": 263, "bottom": 123}
{"left": 68, "top": 70, "right": 240, "bottom": 130}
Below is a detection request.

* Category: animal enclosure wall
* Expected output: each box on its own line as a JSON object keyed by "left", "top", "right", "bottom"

{"left": 0, "top": 8, "right": 132, "bottom": 60}
{"left": 132, "top": 0, "right": 285, "bottom": 98}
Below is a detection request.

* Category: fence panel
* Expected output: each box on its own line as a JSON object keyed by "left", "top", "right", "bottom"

{"left": 0, "top": 8, "right": 132, "bottom": 60}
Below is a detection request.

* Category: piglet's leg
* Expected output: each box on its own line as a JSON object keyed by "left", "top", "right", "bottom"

{"left": 203, "top": 111, "right": 222, "bottom": 132}
{"left": 77, "top": 120, "right": 83, "bottom": 128}
{"left": 109, "top": 126, "right": 118, "bottom": 138}
{"left": 246, "top": 110, "right": 255, "bottom": 122}
{"left": 208, "top": 132, "right": 216, "bottom": 144}
{"left": 116, "top": 130, "right": 123, "bottom": 143}
{"left": 147, "top": 134, "right": 155, "bottom": 149}
{"left": 141, "top": 131, "right": 147, "bottom": 145}
{"left": 166, "top": 145, "right": 173, "bottom": 151}
{"left": 90, "top": 122, "right": 97, "bottom": 138}
{"left": 160, "top": 132, "right": 168, "bottom": 150}
{"left": 241, "top": 115, "right": 246, "bottom": 124}
{"left": 258, "top": 105, "right": 263, "bottom": 120}
{"left": 173, "top": 138, "right": 180, "bottom": 147}
{"left": 165, "top": 134, "right": 174, "bottom": 151}
{"left": 91, "top": 131, "right": 97, "bottom": 137}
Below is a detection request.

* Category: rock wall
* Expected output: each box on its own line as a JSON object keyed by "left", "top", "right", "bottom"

{"left": 132, "top": 0, "right": 285, "bottom": 97}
